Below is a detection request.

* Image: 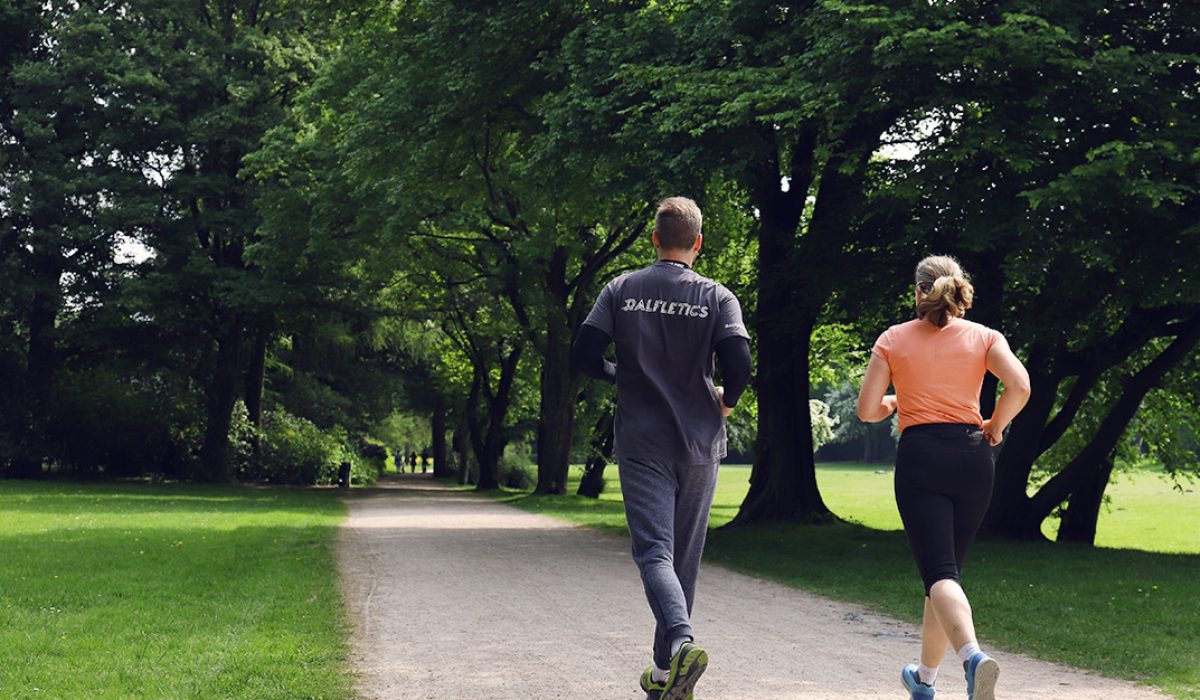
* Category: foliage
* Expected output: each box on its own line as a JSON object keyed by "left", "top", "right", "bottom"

{"left": 809, "top": 399, "right": 839, "bottom": 454}
{"left": 1, "top": 0, "right": 1196, "bottom": 547}
{"left": 498, "top": 443, "right": 537, "bottom": 491}
{"left": 233, "top": 406, "right": 379, "bottom": 486}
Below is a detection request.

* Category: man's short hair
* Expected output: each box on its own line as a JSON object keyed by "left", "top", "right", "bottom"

{"left": 655, "top": 197, "right": 702, "bottom": 250}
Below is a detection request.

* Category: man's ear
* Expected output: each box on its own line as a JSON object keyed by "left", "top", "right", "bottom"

{"left": 693, "top": 232, "right": 703, "bottom": 253}
{"left": 652, "top": 229, "right": 661, "bottom": 250}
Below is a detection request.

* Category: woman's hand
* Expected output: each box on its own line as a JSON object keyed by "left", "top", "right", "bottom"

{"left": 882, "top": 395, "right": 898, "bottom": 415}
{"left": 981, "top": 418, "right": 1005, "bottom": 446}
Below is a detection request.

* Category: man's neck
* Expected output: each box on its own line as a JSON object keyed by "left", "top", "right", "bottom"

{"left": 657, "top": 251, "right": 695, "bottom": 268}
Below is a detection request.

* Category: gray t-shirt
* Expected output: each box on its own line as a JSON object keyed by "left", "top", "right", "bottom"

{"left": 582, "top": 260, "right": 750, "bottom": 463}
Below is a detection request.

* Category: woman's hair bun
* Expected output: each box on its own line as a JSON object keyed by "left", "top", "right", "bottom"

{"left": 915, "top": 257, "right": 974, "bottom": 328}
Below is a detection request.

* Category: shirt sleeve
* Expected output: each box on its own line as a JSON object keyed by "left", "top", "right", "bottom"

{"left": 712, "top": 286, "right": 751, "bottom": 347}
{"left": 714, "top": 337, "right": 752, "bottom": 407}
{"left": 984, "top": 327, "right": 1004, "bottom": 352}
{"left": 581, "top": 282, "right": 616, "bottom": 337}
{"left": 570, "top": 325, "right": 616, "bottom": 384}
{"left": 871, "top": 329, "right": 892, "bottom": 363}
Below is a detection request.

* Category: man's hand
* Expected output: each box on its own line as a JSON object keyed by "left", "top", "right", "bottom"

{"left": 715, "top": 386, "right": 733, "bottom": 418}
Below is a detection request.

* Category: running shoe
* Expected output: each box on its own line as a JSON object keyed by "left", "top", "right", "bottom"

{"left": 901, "top": 663, "right": 936, "bottom": 699}
{"left": 666, "top": 642, "right": 707, "bottom": 700}
{"left": 964, "top": 651, "right": 999, "bottom": 700}
{"left": 639, "top": 666, "right": 694, "bottom": 700}
{"left": 640, "top": 666, "right": 666, "bottom": 700}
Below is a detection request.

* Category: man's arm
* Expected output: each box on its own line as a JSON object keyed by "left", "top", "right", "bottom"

{"left": 714, "top": 336, "right": 751, "bottom": 408}
{"left": 570, "top": 325, "right": 616, "bottom": 384}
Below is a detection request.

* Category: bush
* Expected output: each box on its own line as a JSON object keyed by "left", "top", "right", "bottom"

{"left": 46, "top": 369, "right": 199, "bottom": 478}
{"left": 234, "top": 408, "right": 381, "bottom": 486}
{"left": 498, "top": 443, "right": 536, "bottom": 489}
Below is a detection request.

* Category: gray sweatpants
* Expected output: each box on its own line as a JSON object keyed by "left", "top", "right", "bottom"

{"left": 618, "top": 457, "right": 720, "bottom": 669}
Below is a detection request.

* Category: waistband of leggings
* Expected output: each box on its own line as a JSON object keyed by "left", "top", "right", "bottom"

{"left": 901, "top": 422, "right": 981, "bottom": 437}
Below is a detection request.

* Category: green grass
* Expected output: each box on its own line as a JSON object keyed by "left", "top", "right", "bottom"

{"left": 499, "top": 463, "right": 1200, "bottom": 699}
{"left": 0, "top": 480, "right": 351, "bottom": 700}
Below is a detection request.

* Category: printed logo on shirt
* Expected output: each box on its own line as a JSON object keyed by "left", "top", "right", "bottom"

{"left": 621, "top": 298, "right": 710, "bottom": 318}
{"left": 724, "top": 323, "right": 743, "bottom": 331}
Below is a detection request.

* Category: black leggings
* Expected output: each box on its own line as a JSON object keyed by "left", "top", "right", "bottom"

{"left": 894, "top": 423, "right": 995, "bottom": 595}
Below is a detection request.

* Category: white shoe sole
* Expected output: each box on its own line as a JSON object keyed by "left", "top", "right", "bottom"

{"left": 971, "top": 657, "right": 1000, "bottom": 700}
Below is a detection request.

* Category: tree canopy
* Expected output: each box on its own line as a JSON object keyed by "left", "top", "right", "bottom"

{"left": 2, "top": 0, "right": 1196, "bottom": 544}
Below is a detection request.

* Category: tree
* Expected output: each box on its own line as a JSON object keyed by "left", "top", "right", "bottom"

{"left": 273, "top": 1, "right": 674, "bottom": 493}
{"left": 0, "top": 1, "right": 172, "bottom": 476}
{"left": 560, "top": 0, "right": 992, "bottom": 522}
{"left": 876, "top": 0, "right": 1200, "bottom": 540}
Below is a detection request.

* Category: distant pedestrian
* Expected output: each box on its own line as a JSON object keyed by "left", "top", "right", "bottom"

{"left": 572, "top": 197, "right": 751, "bottom": 700}
{"left": 858, "top": 255, "right": 1030, "bottom": 700}
{"left": 420, "top": 448, "right": 430, "bottom": 474}
{"left": 408, "top": 451, "right": 418, "bottom": 474}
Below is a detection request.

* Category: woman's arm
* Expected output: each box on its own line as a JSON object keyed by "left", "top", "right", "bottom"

{"left": 982, "top": 334, "right": 1032, "bottom": 445}
{"left": 857, "top": 353, "right": 897, "bottom": 423}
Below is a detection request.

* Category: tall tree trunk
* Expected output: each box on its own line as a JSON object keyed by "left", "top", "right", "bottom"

{"left": 8, "top": 273, "right": 59, "bottom": 478}
{"left": 1056, "top": 455, "right": 1116, "bottom": 545}
{"left": 732, "top": 138, "right": 831, "bottom": 524}
{"left": 577, "top": 408, "right": 615, "bottom": 499}
{"left": 981, "top": 365, "right": 1061, "bottom": 539}
{"left": 469, "top": 345, "right": 522, "bottom": 491}
{"left": 199, "top": 320, "right": 243, "bottom": 482}
{"left": 534, "top": 317, "right": 578, "bottom": 494}
{"left": 734, "top": 308, "right": 831, "bottom": 523}
{"left": 244, "top": 328, "right": 268, "bottom": 469}
{"left": 431, "top": 394, "right": 450, "bottom": 478}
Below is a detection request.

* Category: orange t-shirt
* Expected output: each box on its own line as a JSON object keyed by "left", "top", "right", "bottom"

{"left": 872, "top": 317, "right": 1003, "bottom": 433}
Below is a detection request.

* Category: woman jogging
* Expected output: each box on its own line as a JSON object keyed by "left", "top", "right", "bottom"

{"left": 858, "top": 255, "right": 1030, "bottom": 700}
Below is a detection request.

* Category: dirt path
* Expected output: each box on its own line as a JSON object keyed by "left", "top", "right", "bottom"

{"left": 337, "top": 474, "right": 1170, "bottom": 700}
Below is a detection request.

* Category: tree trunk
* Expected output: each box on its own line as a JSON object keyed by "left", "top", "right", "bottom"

{"left": 199, "top": 320, "right": 243, "bottom": 482}
{"left": 431, "top": 394, "right": 450, "bottom": 478}
{"left": 1056, "top": 455, "right": 1115, "bottom": 545}
{"left": 7, "top": 275, "right": 59, "bottom": 479}
{"left": 470, "top": 345, "right": 522, "bottom": 491}
{"left": 577, "top": 409, "right": 615, "bottom": 499}
{"left": 1019, "top": 315, "right": 1200, "bottom": 536}
{"left": 980, "top": 365, "right": 1061, "bottom": 539}
{"left": 979, "top": 373, "right": 999, "bottom": 420}
{"left": 732, "top": 157, "right": 832, "bottom": 523}
{"left": 245, "top": 328, "right": 268, "bottom": 469}
{"left": 534, "top": 317, "right": 578, "bottom": 494}
{"left": 734, "top": 308, "right": 832, "bottom": 524}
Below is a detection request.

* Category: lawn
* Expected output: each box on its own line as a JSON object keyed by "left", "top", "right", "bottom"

{"left": 0, "top": 480, "right": 351, "bottom": 700}
{"left": 499, "top": 462, "right": 1200, "bottom": 699}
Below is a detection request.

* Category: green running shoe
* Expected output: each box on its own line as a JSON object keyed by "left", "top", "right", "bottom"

{"left": 640, "top": 663, "right": 698, "bottom": 700}
{"left": 640, "top": 666, "right": 666, "bottom": 700}
{"left": 662, "top": 642, "right": 707, "bottom": 700}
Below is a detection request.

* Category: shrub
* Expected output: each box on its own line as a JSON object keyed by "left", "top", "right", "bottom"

{"left": 46, "top": 369, "right": 199, "bottom": 478}
{"left": 498, "top": 442, "right": 536, "bottom": 489}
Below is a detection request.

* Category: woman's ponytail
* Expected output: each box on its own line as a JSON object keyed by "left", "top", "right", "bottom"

{"left": 915, "top": 257, "right": 974, "bottom": 328}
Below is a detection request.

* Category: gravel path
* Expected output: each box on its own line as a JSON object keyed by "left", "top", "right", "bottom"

{"left": 337, "top": 474, "right": 1171, "bottom": 700}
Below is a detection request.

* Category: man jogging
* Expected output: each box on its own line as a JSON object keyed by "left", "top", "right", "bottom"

{"left": 571, "top": 197, "right": 752, "bottom": 700}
